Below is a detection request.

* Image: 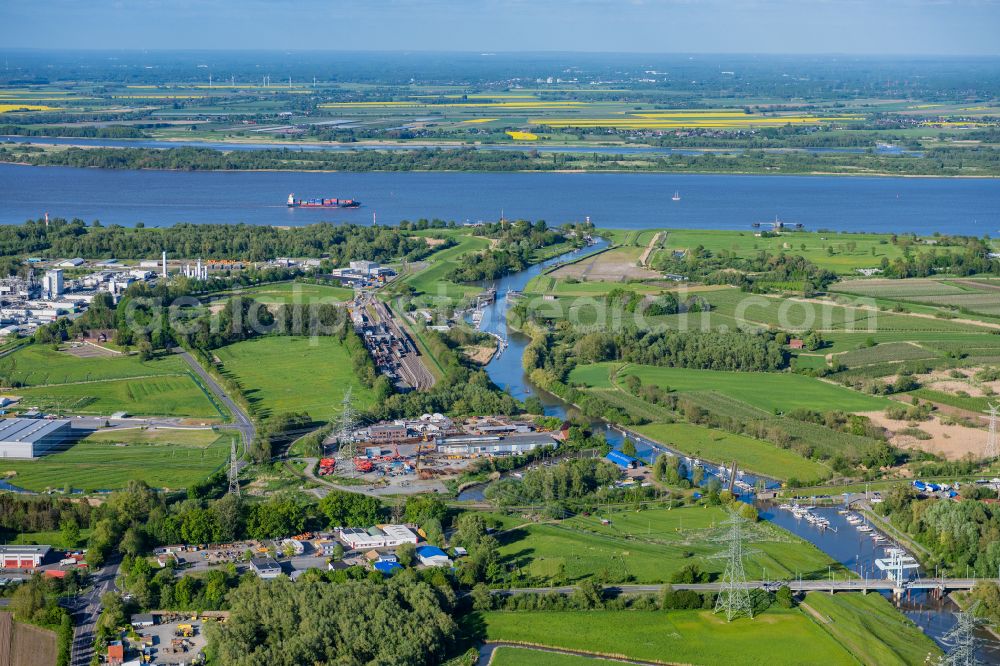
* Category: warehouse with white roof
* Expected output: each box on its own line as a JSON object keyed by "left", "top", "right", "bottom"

{"left": 0, "top": 418, "right": 73, "bottom": 458}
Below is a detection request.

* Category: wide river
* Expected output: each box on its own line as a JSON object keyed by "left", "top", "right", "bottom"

{"left": 1, "top": 162, "right": 999, "bottom": 234}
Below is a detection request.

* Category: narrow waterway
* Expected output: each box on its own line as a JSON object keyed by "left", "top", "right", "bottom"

{"left": 470, "top": 242, "right": 1000, "bottom": 659}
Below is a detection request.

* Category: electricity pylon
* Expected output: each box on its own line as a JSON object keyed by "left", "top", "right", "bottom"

{"left": 939, "top": 603, "right": 984, "bottom": 666}
{"left": 984, "top": 404, "right": 998, "bottom": 461}
{"left": 710, "top": 512, "right": 757, "bottom": 621}
{"left": 336, "top": 387, "right": 358, "bottom": 474}
{"left": 227, "top": 436, "right": 241, "bottom": 496}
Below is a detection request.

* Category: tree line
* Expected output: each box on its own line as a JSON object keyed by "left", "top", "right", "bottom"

{"left": 1, "top": 217, "right": 438, "bottom": 264}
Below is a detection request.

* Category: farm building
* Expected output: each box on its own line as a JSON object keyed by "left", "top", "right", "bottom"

{"left": 0, "top": 545, "right": 51, "bottom": 569}
{"left": 605, "top": 450, "right": 640, "bottom": 469}
{"left": 416, "top": 545, "right": 452, "bottom": 567}
{"left": 0, "top": 418, "right": 72, "bottom": 458}
{"left": 250, "top": 557, "right": 282, "bottom": 579}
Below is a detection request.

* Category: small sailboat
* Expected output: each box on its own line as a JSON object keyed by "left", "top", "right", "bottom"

{"left": 672, "top": 191, "right": 681, "bottom": 201}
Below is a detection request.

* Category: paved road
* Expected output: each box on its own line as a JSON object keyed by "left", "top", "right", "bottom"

{"left": 173, "top": 347, "right": 255, "bottom": 457}
{"left": 66, "top": 559, "right": 121, "bottom": 666}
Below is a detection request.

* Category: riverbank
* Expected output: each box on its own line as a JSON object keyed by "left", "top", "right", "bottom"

{"left": 3, "top": 142, "right": 1000, "bottom": 178}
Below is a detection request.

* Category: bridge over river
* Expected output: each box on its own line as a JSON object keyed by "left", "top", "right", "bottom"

{"left": 491, "top": 577, "right": 996, "bottom": 598}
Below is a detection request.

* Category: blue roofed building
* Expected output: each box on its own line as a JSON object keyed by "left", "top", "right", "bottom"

{"left": 416, "top": 545, "right": 452, "bottom": 567}
{"left": 605, "top": 450, "right": 639, "bottom": 469}
{"left": 373, "top": 560, "right": 403, "bottom": 575}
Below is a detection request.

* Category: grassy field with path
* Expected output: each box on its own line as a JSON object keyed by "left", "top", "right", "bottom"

{"left": 228, "top": 281, "right": 354, "bottom": 304}
{"left": 0, "top": 427, "right": 233, "bottom": 492}
{"left": 478, "top": 609, "right": 858, "bottom": 666}
{"left": 803, "top": 592, "right": 941, "bottom": 665}
{"left": 213, "top": 336, "right": 374, "bottom": 422}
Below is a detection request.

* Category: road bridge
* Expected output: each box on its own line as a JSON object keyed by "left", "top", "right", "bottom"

{"left": 491, "top": 577, "right": 997, "bottom": 598}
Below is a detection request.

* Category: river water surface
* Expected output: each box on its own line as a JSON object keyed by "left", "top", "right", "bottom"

{"left": 2, "top": 163, "right": 998, "bottom": 233}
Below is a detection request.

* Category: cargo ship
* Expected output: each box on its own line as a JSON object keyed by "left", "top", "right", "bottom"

{"left": 287, "top": 193, "right": 361, "bottom": 209}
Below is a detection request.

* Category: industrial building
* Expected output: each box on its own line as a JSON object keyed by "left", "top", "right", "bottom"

{"left": 0, "top": 418, "right": 73, "bottom": 458}
{"left": 415, "top": 545, "right": 452, "bottom": 567}
{"left": 0, "top": 544, "right": 51, "bottom": 569}
{"left": 250, "top": 557, "right": 282, "bottom": 579}
{"left": 436, "top": 432, "right": 557, "bottom": 457}
{"left": 338, "top": 524, "right": 418, "bottom": 549}
{"left": 43, "top": 269, "right": 64, "bottom": 299}
{"left": 605, "top": 450, "right": 640, "bottom": 469}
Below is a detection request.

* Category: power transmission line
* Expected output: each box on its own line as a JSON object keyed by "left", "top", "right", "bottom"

{"left": 984, "top": 404, "right": 998, "bottom": 461}
{"left": 939, "top": 602, "right": 985, "bottom": 666}
{"left": 227, "top": 436, "right": 241, "bottom": 496}
{"left": 710, "top": 512, "right": 758, "bottom": 621}
{"left": 336, "top": 387, "right": 358, "bottom": 476}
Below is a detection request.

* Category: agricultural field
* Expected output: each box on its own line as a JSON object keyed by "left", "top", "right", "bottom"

{"left": 223, "top": 281, "right": 354, "bottom": 305}
{"left": 834, "top": 342, "right": 940, "bottom": 368}
{"left": 3, "top": 345, "right": 225, "bottom": 418}
{"left": 213, "top": 336, "right": 374, "bottom": 423}
{"left": 499, "top": 505, "right": 846, "bottom": 585}
{"left": 0, "top": 427, "right": 233, "bottom": 492}
{"left": 478, "top": 608, "right": 858, "bottom": 666}
{"left": 831, "top": 277, "right": 1000, "bottom": 318}
{"left": 570, "top": 363, "right": 891, "bottom": 413}
{"left": 634, "top": 422, "right": 829, "bottom": 482}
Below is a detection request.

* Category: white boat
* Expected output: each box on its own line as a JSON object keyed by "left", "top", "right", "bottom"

{"left": 672, "top": 191, "right": 681, "bottom": 201}
{"left": 857, "top": 525, "right": 873, "bottom": 533}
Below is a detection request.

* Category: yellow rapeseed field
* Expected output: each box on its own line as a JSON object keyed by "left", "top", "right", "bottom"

{"left": 506, "top": 130, "right": 539, "bottom": 140}
{"left": 0, "top": 104, "right": 58, "bottom": 113}
{"left": 463, "top": 118, "right": 499, "bottom": 123}
{"left": 319, "top": 101, "right": 584, "bottom": 109}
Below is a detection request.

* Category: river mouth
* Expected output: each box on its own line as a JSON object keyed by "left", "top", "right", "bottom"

{"left": 468, "top": 240, "right": 1000, "bottom": 659}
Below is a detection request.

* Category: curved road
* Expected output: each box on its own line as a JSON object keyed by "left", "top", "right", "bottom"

{"left": 173, "top": 348, "right": 256, "bottom": 458}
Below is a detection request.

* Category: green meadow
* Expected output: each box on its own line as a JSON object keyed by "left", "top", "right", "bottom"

{"left": 231, "top": 281, "right": 354, "bottom": 304}
{"left": 570, "top": 363, "right": 890, "bottom": 413}
{"left": 479, "top": 609, "right": 857, "bottom": 666}
{"left": 5, "top": 345, "right": 223, "bottom": 418}
{"left": 213, "top": 336, "right": 374, "bottom": 422}
{"left": 0, "top": 427, "right": 232, "bottom": 492}
{"left": 402, "top": 232, "right": 491, "bottom": 303}
{"left": 635, "top": 422, "right": 829, "bottom": 482}
{"left": 498, "top": 505, "right": 845, "bottom": 585}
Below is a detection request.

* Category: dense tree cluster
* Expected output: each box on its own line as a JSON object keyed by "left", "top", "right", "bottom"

{"left": 447, "top": 220, "right": 565, "bottom": 282}
{"left": 0, "top": 217, "right": 437, "bottom": 264}
{"left": 878, "top": 486, "right": 1000, "bottom": 577}
{"left": 486, "top": 458, "right": 623, "bottom": 506}
{"left": 0, "top": 124, "right": 147, "bottom": 138}
{"left": 651, "top": 246, "right": 838, "bottom": 293}
{"left": 207, "top": 575, "right": 457, "bottom": 666}
{"left": 5, "top": 143, "right": 1000, "bottom": 176}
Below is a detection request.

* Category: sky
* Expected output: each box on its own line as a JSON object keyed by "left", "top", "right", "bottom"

{"left": 2, "top": 0, "right": 999, "bottom": 55}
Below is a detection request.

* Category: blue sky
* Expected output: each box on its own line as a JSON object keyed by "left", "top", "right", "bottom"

{"left": 2, "top": 0, "right": 998, "bottom": 54}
